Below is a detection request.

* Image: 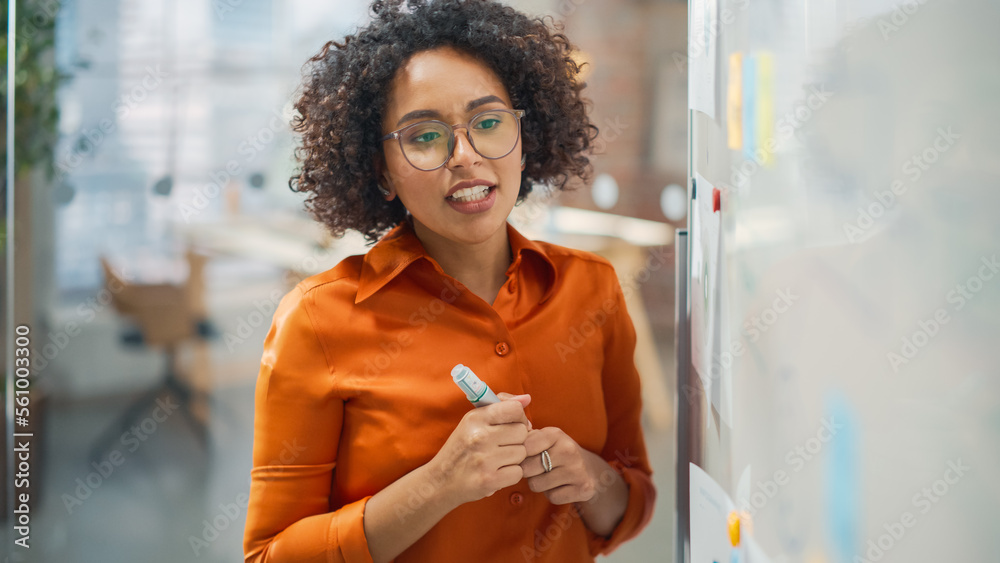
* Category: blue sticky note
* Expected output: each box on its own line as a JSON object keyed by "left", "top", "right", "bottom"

{"left": 825, "top": 391, "right": 860, "bottom": 563}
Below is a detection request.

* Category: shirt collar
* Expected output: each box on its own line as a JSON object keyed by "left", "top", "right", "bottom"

{"left": 355, "top": 218, "right": 558, "bottom": 305}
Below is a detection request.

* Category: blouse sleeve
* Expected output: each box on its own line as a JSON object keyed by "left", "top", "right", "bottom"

{"left": 586, "top": 278, "right": 658, "bottom": 556}
{"left": 243, "top": 286, "right": 374, "bottom": 563}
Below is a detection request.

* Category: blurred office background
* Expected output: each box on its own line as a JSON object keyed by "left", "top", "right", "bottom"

{"left": 2, "top": 0, "right": 687, "bottom": 561}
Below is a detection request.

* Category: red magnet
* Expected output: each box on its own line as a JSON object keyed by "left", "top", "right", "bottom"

{"left": 713, "top": 187, "right": 721, "bottom": 213}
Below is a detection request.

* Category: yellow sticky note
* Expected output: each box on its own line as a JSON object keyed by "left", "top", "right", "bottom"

{"left": 727, "top": 511, "right": 741, "bottom": 546}
{"left": 727, "top": 53, "right": 744, "bottom": 150}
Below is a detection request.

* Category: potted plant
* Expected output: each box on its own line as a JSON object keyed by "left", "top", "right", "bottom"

{"left": 1, "top": 0, "right": 70, "bottom": 518}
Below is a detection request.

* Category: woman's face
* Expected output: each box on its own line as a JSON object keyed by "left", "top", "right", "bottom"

{"left": 379, "top": 47, "right": 524, "bottom": 248}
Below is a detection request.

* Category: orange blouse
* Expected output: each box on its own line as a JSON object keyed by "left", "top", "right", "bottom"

{"left": 244, "top": 219, "right": 656, "bottom": 562}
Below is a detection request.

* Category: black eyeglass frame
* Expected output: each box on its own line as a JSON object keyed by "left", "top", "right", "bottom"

{"left": 380, "top": 108, "right": 527, "bottom": 171}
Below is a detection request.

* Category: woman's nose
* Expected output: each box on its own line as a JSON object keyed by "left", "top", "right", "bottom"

{"left": 446, "top": 127, "right": 483, "bottom": 168}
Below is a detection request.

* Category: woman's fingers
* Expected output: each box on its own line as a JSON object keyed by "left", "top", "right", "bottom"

{"left": 520, "top": 428, "right": 561, "bottom": 478}
{"left": 491, "top": 464, "right": 526, "bottom": 491}
{"left": 526, "top": 467, "right": 564, "bottom": 493}
{"left": 496, "top": 392, "right": 532, "bottom": 422}
{"left": 439, "top": 417, "right": 527, "bottom": 502}
{"left": 496, "top": 443, "right": 528, "bottom": 468}
{"left": 492, "top": 420, "right": 529, "bottom": 447}
{"left": 496, "top": 391, "right": 530, "bottom": 404}
{"left": 521, "top": 452, "right": 553, "bottom": 479}
{"left": 482, "top": 395, "right": 531, "bottom": 427}
{"left": 540, "top": 484, "right": 580, "bottom": 506}
{"left": 435, "top": 397, "right": 544, "bottom": 502}
{"left": 519, "top": 427, "right": 600, "bottom": 504}
{"left": 523, "top": 428, "right": 556, "bottom": 455}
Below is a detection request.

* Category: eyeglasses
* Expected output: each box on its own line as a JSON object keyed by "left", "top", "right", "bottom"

{"left": 381, "top": 108, "right": 526, "bottom": 171}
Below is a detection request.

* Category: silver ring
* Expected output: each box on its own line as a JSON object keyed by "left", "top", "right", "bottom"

{"left": 541, "top": 450, "right": 553, "bottom": 473}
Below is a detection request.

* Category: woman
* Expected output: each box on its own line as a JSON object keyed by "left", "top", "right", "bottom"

{"left": 244, "top": 1, "right": 656, "bottom": 561}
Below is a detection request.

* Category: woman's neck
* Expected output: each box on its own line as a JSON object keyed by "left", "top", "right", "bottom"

{"left": 411, "top": 218, "right": 512, "bottom": 306}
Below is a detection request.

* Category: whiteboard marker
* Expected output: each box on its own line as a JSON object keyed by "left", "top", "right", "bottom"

{"left": 451, "top": 364, "right": 500, "bottom": 407}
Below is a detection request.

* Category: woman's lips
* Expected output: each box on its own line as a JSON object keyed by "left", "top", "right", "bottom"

{"left": 445, "top": 179, "right": 495, "bottom": 199}
{"left": 447, "top": 184, "right": 491, "bottom": 202}
{"left": 445, "top": 185, "right": 497, "bottom": 214}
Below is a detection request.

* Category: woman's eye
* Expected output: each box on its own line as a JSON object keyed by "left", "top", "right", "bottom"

{"left": 475, "top": 118, "right": 502, "bottom": 130}
{"left": 410, "top": 131, "right": 442, "bottom": 144}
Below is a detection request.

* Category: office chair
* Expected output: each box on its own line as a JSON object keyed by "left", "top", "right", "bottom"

{"left": 89, "top": 250, "right": 215, "bottom": 463}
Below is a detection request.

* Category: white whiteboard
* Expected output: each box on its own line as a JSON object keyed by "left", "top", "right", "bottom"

{"left": 683, "top": 0, "right": 1000, "bottom": 561}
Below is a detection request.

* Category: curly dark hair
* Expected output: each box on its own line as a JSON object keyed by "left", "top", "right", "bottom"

{"left": 289, "top": 0, "right": 599, "bottom": 243}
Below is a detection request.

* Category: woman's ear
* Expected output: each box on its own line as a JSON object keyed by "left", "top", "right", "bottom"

{"left": 373, "top": 156, "right": 396, "bottom": 201}
{"left": 380, "top": 178, "right": 396, "bottom": 201}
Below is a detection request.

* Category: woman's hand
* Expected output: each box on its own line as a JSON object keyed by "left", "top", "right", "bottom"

{"left": 519, "top": 426, "right": 606, "bottom": 504}
{"left": 428, "top": 393, "right": 532, "bottom": 505}
{"left": 363, "top": 394, "right": 531, "bottom": 563}
{"left": 520, "top": 426, "right": 630, "bottom": 537}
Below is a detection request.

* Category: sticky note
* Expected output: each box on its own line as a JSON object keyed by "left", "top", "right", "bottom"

{"left": 727, "top": 53, "right": 744, "bottom": 150}
{"left": 741, "top": 52, "right": 776, "bottom": 166}
{"left": 727, "top": 511, "right": 741, "bottom": 546}
{"left": 825, "top": 392, "right": 860, "bottom": 563}
{"left": 755, "top": 52, "right": 775, "bottom": 166}
{"left": 741, "top": 55, "right": 756, "bottom": 162}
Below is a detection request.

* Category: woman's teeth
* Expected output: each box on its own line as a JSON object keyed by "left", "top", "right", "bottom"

{"left": 448, "top": 185, "right": 491, "bottom": 203}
